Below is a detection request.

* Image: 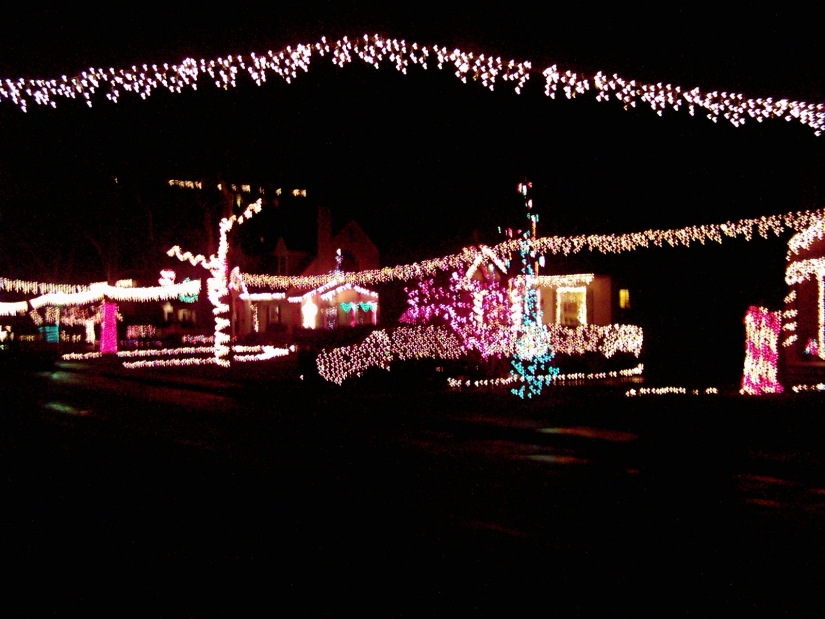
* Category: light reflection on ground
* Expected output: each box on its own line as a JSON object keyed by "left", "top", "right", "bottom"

{"left": 43, "top": 401, "right": 89, "bottom": 416}
{"left": 538, "top": 426, "right": 637, "bottom": 442}
{"left": 523, "top": 454, "right": 590, "bottom": 465}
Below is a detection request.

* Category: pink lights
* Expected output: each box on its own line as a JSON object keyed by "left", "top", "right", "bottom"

{"left": 100, "top": 301, "right": 118, "bottom": 354}
{"left": 742, "top": 306, "right": 783, "bottom": 395}
{"left": 400, "top": 271, "right": 514, "bottom": 359}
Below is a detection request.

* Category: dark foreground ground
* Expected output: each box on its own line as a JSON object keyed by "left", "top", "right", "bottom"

{"left": 2, "top": 359, "right": 825, "bottom": 615}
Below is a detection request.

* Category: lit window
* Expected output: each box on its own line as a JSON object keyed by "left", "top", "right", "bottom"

{"left": 619, "top": 289, "right": 631, "bottom": 309}
{"left": 556, "top": 287, "right": 587, "bottom": 326}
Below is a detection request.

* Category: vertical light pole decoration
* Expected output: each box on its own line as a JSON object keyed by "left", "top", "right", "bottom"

{"left": 510, "top": 181, "right": 558, "bottom": 398}
{"left": 167, "top": 199, "right": 263, "bottom": 367}
{"left": 741, "top": 305, "right": 783, "bottom": 395}
{"left": 100, "top": 300, "right": 118, "bottom": 354}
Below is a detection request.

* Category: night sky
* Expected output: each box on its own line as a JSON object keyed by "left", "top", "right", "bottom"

{"left": 1, "top": 3, "right": 824, "bottom": 378}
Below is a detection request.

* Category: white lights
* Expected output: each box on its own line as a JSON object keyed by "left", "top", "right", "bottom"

{"left": 64, "top": 343, "right": 293, "bottom": 368}
{"left": 168, "top": 199, "right": 263, "bottom": 365}
{"left": 787, "top": 220, "right": 825, "bottom": 259}
{"left": 791, "top": 383, "right": 825, "bottom": 393}
{"left": 238, "top": 292, "right": 286, "bottom": 301}
{"left": 0, "top": 301, "right": 28, "bottom": 316}
{"left": 243, "top": 208, "right": 825, "bottom": 291}
{"left": 301, "top": 299, "right": 318, "bottom": 329}
{"left": 25, "top": 279, "right": 202, "bottom": 309}
{"left": 316, "top": 325, "right": 463, "bottom": 384}
{"left": 0, "top": 277, "right": 89, "bottom": 295}
{"left": 546, "top": 324, "right": 643, "bottom": 358}
{"left": 447, "top": 363, "right": 645, "bottom": 389}
{"left": 555, "top": 286, "right": 588, "bottom": 326}
{"left": 168, "top": 179, "right": 203, "bottom": 189}
{"left": 535, "top": 274, "right": 595, "bottom": 287}
{"left": 0, "top": 34, "right": 821, "bottom": 134}
{"left": 625, "top": 386, "right": 719, "bottom": 397}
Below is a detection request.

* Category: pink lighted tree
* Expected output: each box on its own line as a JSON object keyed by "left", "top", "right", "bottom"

{"left": 400, "top": 269, "right": 514, "bottom": 358}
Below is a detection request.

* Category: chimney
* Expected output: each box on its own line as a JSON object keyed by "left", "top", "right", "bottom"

{"left": 317, "top": 205, "right": 333, "bottom": 274}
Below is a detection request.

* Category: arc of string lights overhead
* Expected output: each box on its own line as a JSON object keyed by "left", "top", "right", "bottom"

{"left": 0, "top": 34, "right": 823, "bottom": 135}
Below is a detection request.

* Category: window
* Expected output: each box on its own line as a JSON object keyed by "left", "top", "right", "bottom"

{"left": 556, "top": 287, "right": 587, "bottom": 326}
{"left": 619, "top": 288, "right": 631, "bottom": 309}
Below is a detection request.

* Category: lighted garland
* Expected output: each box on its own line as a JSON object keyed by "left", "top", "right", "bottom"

{"left": 243, "top": 209, "right": 825, "bottom": 291}
{"left": 63, "top": 343, "right": 292, "bottom": 367}
{"left": 0, "top": 277, "right": 90, "bottom": 295}
{"left": 26, "top": 279, "right": 201, "bottom": 309}
{"left": 1, "top": 34, "right": 823, "bottom": 136}
{"left": 316, "top": 325, "right": 463, "bottom": 385}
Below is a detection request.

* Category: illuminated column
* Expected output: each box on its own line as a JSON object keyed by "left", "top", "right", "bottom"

{"left": 100, "top": 300, "right": 118, "bottom": 354}
{"left": 302, "top": 298, "right": 318, "bottom": 329}
{"left": 819, "top": 275, "right": 824, "bottom": 359}
{"left": 510, "top": 180, "right": 557, "bottom": 398}
{"left": 741, "top": 306, "right": 783, "bottom": 395}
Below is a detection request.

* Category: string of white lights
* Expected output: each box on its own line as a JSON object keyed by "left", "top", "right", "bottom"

{"left": 791, "top": 383, "right": 825, "bottom": 393}
{"left": 116, "top": 346, "right": 214, "bottom": 358}
{"left": 446, "top": 363, "right": 645, "bottom": 389}
{"left": 24, "top": 279, "right": 202, "bottom": 310}
{"left": 1, "top": 34, "right": 823, "bottom": 135}
{"left": 0, "top": 301, "right": 29, "bottom": 316}
{"left": 244, "top": 209, "right": 825, "bottom": 291}
{"left": 0, "top": 277, "right": 91, "bottom": 295}
{"left": 787, "top": 221, "right": 825, "bottom": 259}
{"left": 786, "top": 256, "right": 825, "bottom": 285}
{"left": 62, "top": 351, "right": 103, "bottom": 360}
{"left": 625, "top": 386, "right": 719, "bottom": 396}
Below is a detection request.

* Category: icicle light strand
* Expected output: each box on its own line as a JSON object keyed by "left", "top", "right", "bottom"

{"left": 245, "top": 209, "right": 824, "bottom": 291}
{"left": 0, "top": 35, "right": 822, "bottom": 134}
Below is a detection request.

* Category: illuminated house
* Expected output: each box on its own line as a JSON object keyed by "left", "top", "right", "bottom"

{"left": 235, "top": 205, "right": 380, "bottom": 334}
{"left": 463, "top": 244, "right": 620, "bottom": 328}
{"left": 782, "top": 221, "right": 825, "bottom": 383}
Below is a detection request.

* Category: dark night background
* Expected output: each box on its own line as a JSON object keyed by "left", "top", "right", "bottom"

{"left": 1, "top": 2, "right": 824, "bottom": 381}
{"left": 5, "top": 6, "right": 825, "bottom": 616}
